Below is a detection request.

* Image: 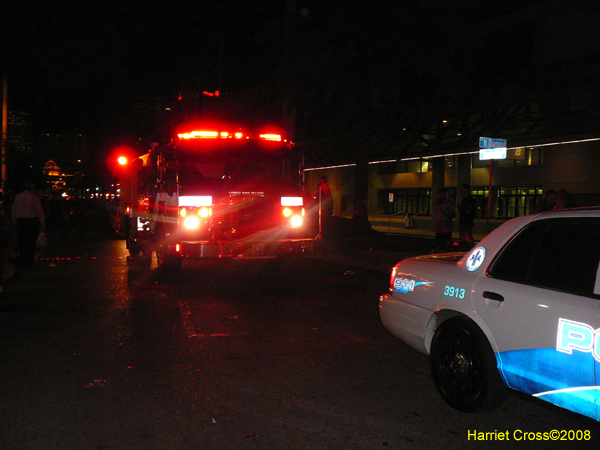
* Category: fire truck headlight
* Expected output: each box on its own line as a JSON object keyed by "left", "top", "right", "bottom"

{"left": 282, "top": 207, "right": 293, "bottom": 218}
{"left": 183, "top": 216, "right": 200, "bottom": 229}
{"left": 291, "top": 215, "right": 303, "bottom": 228}
{"left": 198, "top": 207, "right": 211, "bottom": 218}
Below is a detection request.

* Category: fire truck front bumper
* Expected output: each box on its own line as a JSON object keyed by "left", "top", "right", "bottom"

{"left": 176, "top": 238, "right": 315, "bottom": 260}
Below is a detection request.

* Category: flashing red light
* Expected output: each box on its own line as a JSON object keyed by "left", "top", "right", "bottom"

{"left": 178, "top": 130, "right": 219, "bottom": 139}
{"left": 177, "top": 128, "right": 285, "bottom": 142}
{"left": 259, "top": 133, "right": 282, "bottom": 142}
{"left": 117, "top": 156, "right": 128, "bottom": 166}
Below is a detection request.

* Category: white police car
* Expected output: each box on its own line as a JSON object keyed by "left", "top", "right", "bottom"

{"left": 379, "top": 208, "right": 600, "bottom": 420}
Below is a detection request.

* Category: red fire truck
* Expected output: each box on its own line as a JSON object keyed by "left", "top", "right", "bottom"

{"left": 115, "top": 123, "right": 315, "bottom": 270}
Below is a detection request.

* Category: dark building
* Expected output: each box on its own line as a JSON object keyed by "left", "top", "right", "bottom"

{"left": 299, "top": 1, "right": 600, "bottom": 235}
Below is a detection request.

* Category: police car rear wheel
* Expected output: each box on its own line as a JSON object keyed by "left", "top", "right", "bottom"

{"left": 430, "top": 316, "right": 508, "bottom": 412}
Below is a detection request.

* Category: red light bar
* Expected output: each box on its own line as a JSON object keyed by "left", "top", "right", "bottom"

{"left": 177, "top": 130, "right": 284, "bottom": 142}
{"left": 259, "top": 133, "right": 282, "bottom": 142}
{"left": 178, "top": 131, "right": 219, "bottom": 139}
{"left": 177, "top": 130, "right": 247, "bottom": 140}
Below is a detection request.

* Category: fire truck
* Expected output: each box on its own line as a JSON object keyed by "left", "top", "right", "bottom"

{"left": 116, "top": 123, "right": 315, "bottom": 270}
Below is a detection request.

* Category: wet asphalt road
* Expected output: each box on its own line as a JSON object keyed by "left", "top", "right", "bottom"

{"left": 1, "top": 232, "right": 600, "bottom": 450}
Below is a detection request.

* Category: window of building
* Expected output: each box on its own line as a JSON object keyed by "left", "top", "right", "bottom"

{"left": 526, "top": 147, "right": 544, "bottom": 166}
{"left": 497, "top": 187, "right": 542, "bottom": 218}
{"left": 397, "top": 159, "right": 431, "bottom": 174}
{"left": 445, "top": 156, "right": 456, "bottom": 170}
{"left": 380, "top": 188, "right": 431, "bottom": 216}
{"left": 470, "top": 187, "right": 488, "bottom": 219}
{"left": 406, "top": 160, "right": 422, "bottom": 173}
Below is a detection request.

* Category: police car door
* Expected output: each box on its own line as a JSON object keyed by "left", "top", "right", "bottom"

{"left": 471, "top": 218, "right": 600, "bottom": 421}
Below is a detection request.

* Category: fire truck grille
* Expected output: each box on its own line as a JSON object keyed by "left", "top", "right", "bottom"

{"left": 213, "top": 207, "right": 239, "bottom": 229}
{"left": 213, "top": 197, "right": 277, "bottom": 235}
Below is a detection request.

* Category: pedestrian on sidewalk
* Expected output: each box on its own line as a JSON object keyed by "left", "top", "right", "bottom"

{"left": 11, "top": 179, "right": 46, "bottom": 269}
{"left": 0, "top": 197, "right": 17, "bottom": 291}
{"left": 432, "top": 187, "right": 455, "bottom": 253}
{"left": 555, "top": 189, "right": 576, "bottom": 209}
{"left": 315, "top": 176, "right": 333, "bottom": 235}
{"left": 458, "top": 183, "right": 476, "bottom": 250}
{"left": 534, "top": 189, "right": 557, "bottom": 212}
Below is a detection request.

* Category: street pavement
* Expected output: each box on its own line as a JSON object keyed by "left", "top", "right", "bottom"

{"left": 0, "top": 217, "right": 440, "bottom": 297}
{"left": 3, "top": 223, "right": 600, "bottom": 449}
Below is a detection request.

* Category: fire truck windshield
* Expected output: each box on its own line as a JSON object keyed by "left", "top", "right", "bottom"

{"left": 168, "top": 145, "right": 293, "bottom": 197}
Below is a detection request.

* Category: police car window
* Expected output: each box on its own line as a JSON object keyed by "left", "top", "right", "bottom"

{"left": 527, "top": 220, "right": 600, "bottom": 295}
{"left": 489, "top": 220, "right": 548, "bottom": 284}
{"left": 490, "top": 218, "right": 600, "bottom": 296}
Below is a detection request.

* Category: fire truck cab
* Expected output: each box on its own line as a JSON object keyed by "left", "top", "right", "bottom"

{"left": 118, "top": 124, "right": 314, "bottom": 269}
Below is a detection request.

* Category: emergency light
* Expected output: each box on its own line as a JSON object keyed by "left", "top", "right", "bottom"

{"left": 179, "top": 196, "right": 212, "bottom": 207}
{"left": 177, "top": 130, "right": 283, "bottom": 142}
{"left": 281, "top": 197, "right": 303, "bottom": 206}
{"left": 259, "top": 134, "right": 282, "bottom": 142}
{"left": 281, "top": 197, "right": 304, "bottom": 228}
{"left": 178, "top": 130, "right": 243, "bottom": 140}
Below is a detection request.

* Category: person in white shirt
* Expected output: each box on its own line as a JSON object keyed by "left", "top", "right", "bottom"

{"left": 12, "top": 180, "right": 45, "bottom": 268}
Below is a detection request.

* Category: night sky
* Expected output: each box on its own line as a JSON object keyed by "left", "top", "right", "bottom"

{"left": 2, "top": 0, "right": 284, "bottom": 134}
{"left": 4, "top": 0, "right": 600, "bottom": 141}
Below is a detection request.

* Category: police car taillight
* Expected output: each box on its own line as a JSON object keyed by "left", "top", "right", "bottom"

{"left": 390, "top": 264, "right": 399, "bottom": 292}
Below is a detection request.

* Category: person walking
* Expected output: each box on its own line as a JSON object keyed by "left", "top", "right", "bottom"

{"left": 534, "top": 189, "right": 557, "bottom": 212}
{"left": 0, "top": 197, "right": 17, "bottom": 291}
{"left": 315, "top": 176, "right": 333, "bottom": 235}
{"left": 432, "top": 187, "right": 455, "bottom": 253}
{"left": 555, "top": 189, "right": 576, "bottom": 209}
{"left": 458, "top": 183, "right": 476, "bottom": 250}
{"left": 11, "top": 180, "right": 45, "bottom": 268}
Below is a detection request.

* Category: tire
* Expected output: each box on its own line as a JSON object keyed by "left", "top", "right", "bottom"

{"left": 156, "top": 244, "right": 182, "bottom": 272}
{"left": 430, "top": 316, "right": 508, "bottom": 412}
{"left": 128, "top": 241, "right": 142, "bottom": 258}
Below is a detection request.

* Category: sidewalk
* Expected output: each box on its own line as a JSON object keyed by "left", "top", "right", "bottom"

{"left": 370, "top": 224, "right": 487, "bottom": 243}
{"left": 368, "top": 214, "right": 498, "bottom": 242}
{"left": 307, "top": 216, "right": 489, "bottom": 275}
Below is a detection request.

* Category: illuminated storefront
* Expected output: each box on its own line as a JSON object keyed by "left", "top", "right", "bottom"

{"left": 304, "top": 137, "right": 600, "bottom": 234}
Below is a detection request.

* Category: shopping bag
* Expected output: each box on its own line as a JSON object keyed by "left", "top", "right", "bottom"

{"left": 36, "top": 231, "right": 48, "bottom": 248}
